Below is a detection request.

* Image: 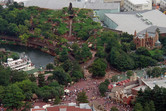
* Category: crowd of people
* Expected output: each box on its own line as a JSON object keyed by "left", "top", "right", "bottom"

{"left": 62, "top": 78, "right": 132, "bottom": 111}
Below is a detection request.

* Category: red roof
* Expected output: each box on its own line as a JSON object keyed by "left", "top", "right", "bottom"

{"left": 46, "top": 106, "right": 92, "bottom": 111}
{"left": 31, "top": 108, "right": 45, "bottom": 111}
{"left": 116, "top": 79, "right": 130, "bottom": 86}
{"left": 108, "top": 84, "right": 113, "bottom": 90}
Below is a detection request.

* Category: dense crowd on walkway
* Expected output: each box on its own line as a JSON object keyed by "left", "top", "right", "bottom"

{"left": 62, "top": 78, "right": 132, "bottom": 111}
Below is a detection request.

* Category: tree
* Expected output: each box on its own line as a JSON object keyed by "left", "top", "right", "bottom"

{"left": 126, "top": 70, "right": 134, "bottom": 79}
{"left": 76, "top": 91, "right": 88, "bottom": 104}
{"left": 10, "top": 70, "right": 28, "bottom": 83}
{"left": 136, "top": 47, "right": 151, "bottom": 56}
{"left": 54, "top": 96, "right": 61, "bottom": 105}
{"left": 0, "top": 86, "right": 4, "bottom": 101}
{"left": 80, "top": 43, "right": 92, "bottom": 61}
{"left": 121, "top": 42, "right": 130, "bottom": 52}
{"left": 149, "top": 101, "right": 155, "bottom": 111}
{"left": 144, "top": 103, "right": 150, "bottom": 111}
{"left": 15, "top": 80, "right": 38, "bottom": 100}
{"left": 59, "top": 47, "right": 69, "bottom": 62}
{"left": 151, "top": 67, "right": 162, "bottom": 77}
{"left": 98, "top": 80, "right": 109, "bottom": 96}
{"left": 110, "top": 106, "right": 118, "bottom": 111}
{"left": 130, "top": 41, "right": 136, "bottom": 50}
{"left": 7, "top": 23, "right": 19, "bottom": 36}
{"left": 131, "top": 54, "right": 157, "bottom": 68}
{"left": 18, "top": 24, "right": 28, "bottom": 35}
{"left": 147, "top": 67, "right": 162, "bottom": 78}
{"left": 38, "top": 74, "right": 45, "bottom": 87}
{"left": 0, "top": 18, "right": 8, "bottom": 34}
{"left": 2, "top": 84, "right": 25, "bottom": 110}
{"left": 46, "top": 63, "right": 54, "bottom": 71}
{"left": 34, "top": 28, "right": 41, "bottom": 37}
{"left": 95, "top": 46, "right": 106, "bottom": 58}
{"left": 89, "top": 58, "right": 107, "bottom": 77}
{"left": 108, "top": 47, "right": 135, "bottom": 71}
{"left": 133, "top": 103, "right": 143, "bottom": 111}
{"left": 69, "top": 61, "right": 84, "bottom": 81}
{"left": 111, "top": 76, "right": 118, "bottom": 82}
{"left": 61, "top": 60, "right": 72, "bottom": 72}
{"left": 29, "top": 74, "right": 36, "bottom": 82}
{"left": 53, "top": 67, "right": 71, "bottom": 85}
{"left": 0, "top": 67, "right": 10, "bottom": 86}
{"left": 19, "top": 33, "right": 30, "bottom": 43}
{"left": 16, "top": 9, "right": 30, "bottom": 25}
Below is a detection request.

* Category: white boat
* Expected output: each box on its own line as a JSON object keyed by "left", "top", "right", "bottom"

{"left": 3, "top": 53, "right": 35, "bottom": 71}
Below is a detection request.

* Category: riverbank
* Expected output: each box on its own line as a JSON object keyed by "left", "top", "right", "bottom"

{"left": 0, "top": 36, "right": 57, "bottom": 56}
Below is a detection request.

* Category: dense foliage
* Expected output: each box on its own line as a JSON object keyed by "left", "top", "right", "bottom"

{"left": 135, "top": 86, "right": 166, "bottom": 111}
{"left": 95, "top": 31, "right": 159, "bottom": 71}
{"left": 98, "top": 79, "right": 110, "bottom": 96}
{"left": 0, "top": 66, "right": 64, "bottom": 110}
{"left": 76, "top": 91, "right": 89, "bottom": 104}
{"left": 89, "top": 58, "right": 107, "bottom": 77}
{"left": 146, "top": 67, "right": 166, "bottom": 78}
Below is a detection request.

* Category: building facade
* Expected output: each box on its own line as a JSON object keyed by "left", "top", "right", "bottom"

{"left": 160, "top": 0, "right": 166, "bottom": 9}
{"left": 133, "top": 31, "right": 161, "bottom": 49}
{"left": 124, "top": 0, "right": 152, "bottom": 11}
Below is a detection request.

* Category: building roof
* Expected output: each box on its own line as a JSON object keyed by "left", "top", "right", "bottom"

{"left": 128, "top": 0, "right": 151, "bottom": 5}
{"left": 84, "top": 0, "right": 120, "bottom": 9}
{"left": 142, "top": 78, "right": 166, "bottom": 89}
{"left": 31, "top": 108, "right": 45, "bottom": 111}
{"left": 24, "top": 0, "right": 119, "bottom": 10}
{"left": 104, "top": 0, "right": 122, "bottom": 2}
{"left": 132, "top": 85, "right": 148, "bottom": 91}
{"left": 31, "top": 104, "right": 92, "bottom": 111}
{"left": 105, "top": 9, "right": 166, "bottom": 34}
{"left": 138, "top": 26, "right": 166, "bottom": 35}
{"left": 46, "top": 105, "right": 92, "bottom": 111}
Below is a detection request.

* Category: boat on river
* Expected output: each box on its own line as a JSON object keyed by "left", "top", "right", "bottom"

{"left": 2, "top": 53, "right": 35, "bottom": 71}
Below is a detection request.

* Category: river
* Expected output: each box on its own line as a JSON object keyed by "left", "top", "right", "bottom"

{"left": 0, "top": 44, "right": 54, "bottom": 68}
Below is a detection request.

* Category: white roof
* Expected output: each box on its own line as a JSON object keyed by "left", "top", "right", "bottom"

{"left": 79, "top": 103, "right": 91, "bottom": 109}
{"left": 128, "top": 0, "right": 150, "bottom": 5}
{"left": 105, "top": 13, "right": 149, "bottom": 34}
{"left": 14, "top": 0, "right": 29, "bottom": 2}
{"left": 143, "top": 79, "right": 166, "bottom": 89}
{"left": 24, "top": 0, "right": 119, "bottom": 10}
{"left": 105, "top": 10, "right": 166, "bottom": 34}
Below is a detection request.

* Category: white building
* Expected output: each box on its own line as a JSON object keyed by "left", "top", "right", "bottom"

{"left": 104, "top": 9, "right": 166, "bottom": 34}
{"left": 124, "top": 0, "right": 152, "bottom": 11}
{"left": 3, "top": 54, "right": 35, "bottom": 71}
{"left": 160, "top": 0, "right": 166, "bottom": 9}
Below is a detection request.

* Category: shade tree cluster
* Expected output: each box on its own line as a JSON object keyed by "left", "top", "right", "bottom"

{"left": 134, "top": 85, "right": 166, "bottom": 111}
{"left": 0, "top": 66, "right": 64, "bottom": 110}
{"left": 95, "top": 31, "right": 161, "bottom": 72}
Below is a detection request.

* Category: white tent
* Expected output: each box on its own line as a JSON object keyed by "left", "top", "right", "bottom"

{"left": 64, "top": 89, "right": 70, "bottom": 93}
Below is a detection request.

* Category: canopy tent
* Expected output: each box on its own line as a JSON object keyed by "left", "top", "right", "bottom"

{"left": 64, "top": 89, "right": 70, "bottom": 93}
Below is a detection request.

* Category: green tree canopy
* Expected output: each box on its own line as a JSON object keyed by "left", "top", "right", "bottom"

{"left": 126, "top": 70, "right": 134, "bottom": 79}
{"left": 53, "top": 67, "right": 71, "bottom": 85}
{"left": 136, "top": 47, "right": 151, "bottom": 56}
{"left": 2, "top": 84, "right": 25, "bottom": 110}
{"left": 76, "top": 91, "right": 89, "bottom": 104}
{"left": 89, "top": 58, "right": 107, "bottom": 77}
{"left": 110, "top": 106, "right": 119, "bottom": 111}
